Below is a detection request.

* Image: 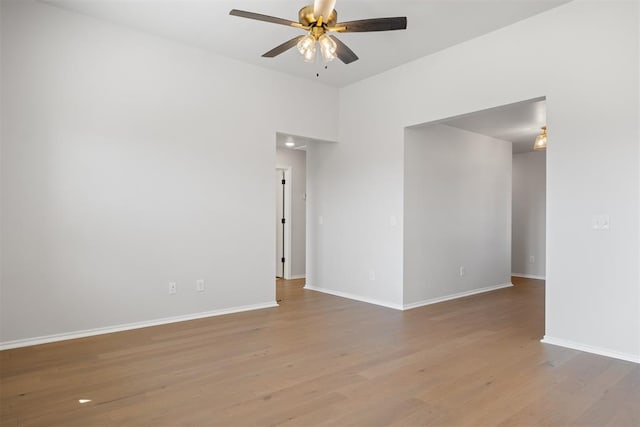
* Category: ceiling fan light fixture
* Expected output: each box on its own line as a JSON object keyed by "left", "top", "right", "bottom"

{"left": 318, "top": 34, "right": 337, "bottom": 62}
{"left": 297, "top": 33, "right": 316, "bottom": 62}
{"left": 297, "top": 34, "right": 315, "bottom": 54}
{"left": 302, "top": 43, "right": 317, "bottom": 62}
{"left": 533, "top": 126, "right": 547, "bottom": 151}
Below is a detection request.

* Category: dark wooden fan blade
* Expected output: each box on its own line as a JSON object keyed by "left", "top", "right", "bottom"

{"left": 229, "top": 9, "right": 300, "bottom": 28}
{"left": 329, "top": 36, "right": 358, "bottom": 64}
{"left": 336, "top": 17, "right": 407, "bottom": 32}
{"left": 262, "top": 36, "right": 304, "bottom": 58}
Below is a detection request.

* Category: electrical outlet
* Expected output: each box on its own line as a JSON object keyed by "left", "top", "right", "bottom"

{"left": 459, "top": 266, "right": 465, "bottom": 277}
{"left": 369, "top": 270, "right": 376, "bottom": 281}
{"left": 196, "top": 279, "right": 205, "bottom": 292}
{"left": 169, "top": 282, "right": 177, "bottom": 295}
{"left": 529, "top": 256, "right": 535, "bottom": 264}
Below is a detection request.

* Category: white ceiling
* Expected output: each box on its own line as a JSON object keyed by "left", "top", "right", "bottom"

{"left": 276, "top": 132, "right": 335, "bottom": 150}
{"left": 442, "top": 98, "right": 547, "bottom": 153}
{"left": 45, "top": 0, "right": 570, "bottom": 87}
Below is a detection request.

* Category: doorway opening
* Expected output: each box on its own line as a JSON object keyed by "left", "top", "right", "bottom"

{"left": 437, "top": 98, "right": 548, "bottom": 283}
{"left": 275, "top": 133, "right": 307, "bottom": 298}
{"left": 275, "top": 167, "right": 292, "bottom": 279}
{"left": 274, "top": 132, "right": 336, "bottom": 302}
{"left": 403, "top": 96, "right": 547, "bottom": 336}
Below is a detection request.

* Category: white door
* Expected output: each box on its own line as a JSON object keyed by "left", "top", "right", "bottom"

{"left": 276, "top": 169, "right": 284, "bottom": 278}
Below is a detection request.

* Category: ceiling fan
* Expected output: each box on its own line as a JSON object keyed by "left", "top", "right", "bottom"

{"left": 229, "top": 0, "right": 407, "bottom": 64}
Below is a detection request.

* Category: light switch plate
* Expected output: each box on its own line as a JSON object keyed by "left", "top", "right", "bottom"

{"left": 592, "top": 215, "right": 611, "bottom": 231}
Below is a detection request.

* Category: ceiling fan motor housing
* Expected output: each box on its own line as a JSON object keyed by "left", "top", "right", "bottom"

{"left": 299, "top": 5, "right": 337, "bottom": 27}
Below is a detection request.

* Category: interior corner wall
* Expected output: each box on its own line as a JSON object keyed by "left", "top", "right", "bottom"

{"left": 0, "top": 0, "right": 338, "bottom": 344}
{"left": 403, "top": 125, "right": 512, "bottom": 306}
{"left": 317, "top": 0, "right": 638, "bottom": 359}
{"left": 512, "top": 151, "right": 546, "bottom": 278}
{"left": 276, "top": 148, "right": 306, "bottom": 278}
{"left": 305, "top": 101, "right": 404, "bottom": 308}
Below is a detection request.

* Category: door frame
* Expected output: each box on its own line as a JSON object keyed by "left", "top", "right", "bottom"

{"left": 276, "top": 166, "right": 293, "bottom": 280}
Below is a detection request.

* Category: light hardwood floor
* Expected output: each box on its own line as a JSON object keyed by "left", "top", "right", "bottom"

{"left": 1, "top": 277, "right": 639, "bottom": 426}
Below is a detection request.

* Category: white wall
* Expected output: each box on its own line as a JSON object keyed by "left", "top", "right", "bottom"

{"left": 0, "top": 0, "right": 337, "bottom": 345}
{"left": 306, "top": 123, "right": 404, "bottom": 308}
{"left": 309, "top": 1, "right": 639, "bottom": 360}
{"left": 512, "top": 151, "right": 546, "bottom": 278}
{"left": 404, "top": 125, "right": 512, "bottom": 305}
{"left": 276, "top": 148, "right": 306, "bottom": 278}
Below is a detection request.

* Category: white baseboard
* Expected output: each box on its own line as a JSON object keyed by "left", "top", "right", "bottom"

{"left": 512, "top": 273, "right": 546, "bottom": 280}
{"left": 304, "top": 285, "right": 403, "bottom": 310}
{"left": 305, "top": 283, "right": 513, "bottom": 312}
{"left": 0, "top": 301, "right": 279, "bottom": 351}
{"left": 403, "top": 282, "right": 513, "bottom": 310}
{"left": 541, "top": 336, "right": 640, "bottom": 364}
{"left": 288, "top": 274, "right": 306, "bottom": 280}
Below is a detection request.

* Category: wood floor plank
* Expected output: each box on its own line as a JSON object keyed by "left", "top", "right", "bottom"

{"left": 1, "top": 277, "right": 638, "bottom": 426}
